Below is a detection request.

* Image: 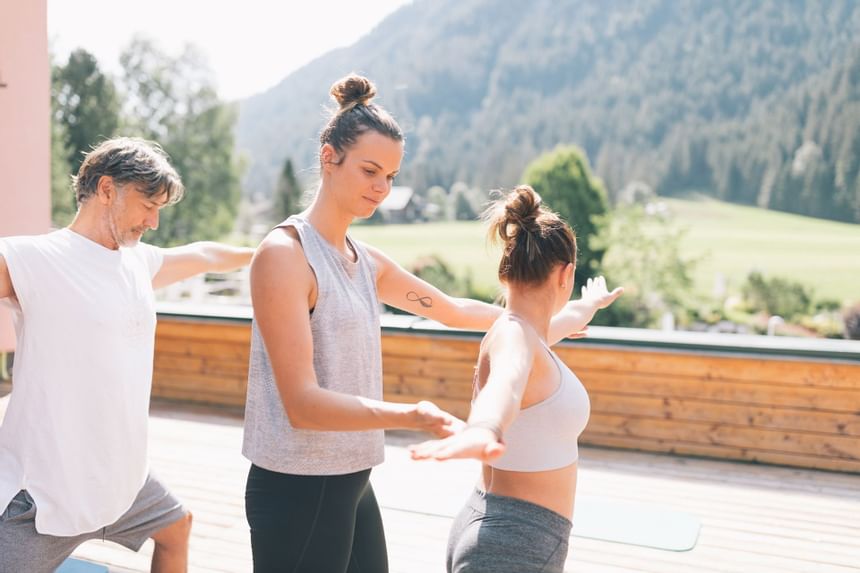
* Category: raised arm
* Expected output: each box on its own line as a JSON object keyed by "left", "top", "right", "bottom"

{"left": 410, "top": 321, "right": 534, "bottom": 462}
{"left": 367, "top": 244, "right": 501, "bottom": 330}
{"left": 0, "top": 254, "right": 15, "bottom": 301}
{"left": 252, "top": 230, "right": 459, "bottom": 436}
{"left": 548, "top": 276, "right": 623, "bottom": 345}
{"left": 152, "top": 241, "right": 255, "bottom": 289}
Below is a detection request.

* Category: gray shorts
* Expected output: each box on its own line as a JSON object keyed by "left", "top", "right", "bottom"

{"left": 0, "top": 473, "right": 187, "bottom": 573}
{"left": 447, "top": 489, "right": 572, "bottom": 573}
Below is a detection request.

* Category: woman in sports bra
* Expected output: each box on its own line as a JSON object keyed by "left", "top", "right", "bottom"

{"left": 244, "top": 76, "right": 613, "bottom": 573}
{"left": 410, "top": 185, "right": 622, "bottom": 573}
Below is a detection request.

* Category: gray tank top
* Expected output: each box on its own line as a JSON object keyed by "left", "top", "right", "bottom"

{"left": 242, "top": 215, "right": 385, "bottom": 475}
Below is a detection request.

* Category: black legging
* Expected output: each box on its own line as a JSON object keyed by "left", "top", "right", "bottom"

{"left": 245, "top": 464, "right": 388, "bottom": 573}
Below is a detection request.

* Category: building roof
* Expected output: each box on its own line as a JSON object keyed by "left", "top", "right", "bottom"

{"left": 379, "top": 186, "right": 414, "bottom": 211}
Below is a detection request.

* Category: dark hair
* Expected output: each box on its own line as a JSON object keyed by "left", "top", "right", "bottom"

{"left": 73, "top": 137, "right": 184, "bottom": 206}
{"left": 484, "top": 185, "right": 577, "bottom": 286}
{"left": 318, "top": 74, "right": 403, "bottom": 161}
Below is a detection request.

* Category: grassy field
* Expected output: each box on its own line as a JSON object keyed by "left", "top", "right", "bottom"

{"left": 350, "top": 197, "right": 860, "bottom": 304}
{"left": 351, "top": 220, "right": 504, "bottom": 295}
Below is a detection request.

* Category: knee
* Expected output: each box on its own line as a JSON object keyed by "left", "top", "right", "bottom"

{"left": 174, "top": 511, "right": 193, "bottom": 541}
{"left": 177, "top": 511, "right": 193, "bottom": 538}
{"left": 154, "top": 511, "right": 193, "bottom": 549}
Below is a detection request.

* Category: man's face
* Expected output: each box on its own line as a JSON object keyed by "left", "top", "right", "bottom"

{"left": 107, "top": 183, "right": 169, "bottom": 247}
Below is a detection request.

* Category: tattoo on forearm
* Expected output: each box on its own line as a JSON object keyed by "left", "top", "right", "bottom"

{"left": 407, "top": 291, "right": 433, "bottom": 308}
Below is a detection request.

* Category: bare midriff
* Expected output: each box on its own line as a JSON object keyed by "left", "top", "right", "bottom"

{"left": 479, "top": 462, "right": 578, "bottom": 521}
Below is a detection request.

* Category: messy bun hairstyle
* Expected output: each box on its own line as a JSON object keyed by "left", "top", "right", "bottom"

{"left": 319, "top": 74, "right": 403, "bottom": 161}
{"left": 484, "top": 185, "right": 577, "bottom": 286}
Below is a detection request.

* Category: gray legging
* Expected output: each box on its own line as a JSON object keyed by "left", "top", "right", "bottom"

{"left": 447, "top": 489, "right": 572, "bottom": 573}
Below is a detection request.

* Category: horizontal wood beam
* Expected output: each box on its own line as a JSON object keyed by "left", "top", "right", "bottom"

{"left": 152, "top": 314, "right": 860, "bottom": 473}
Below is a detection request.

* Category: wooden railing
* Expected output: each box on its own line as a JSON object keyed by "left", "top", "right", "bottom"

{"left": 153, "top": 305, "right": 860, "bottom": 473}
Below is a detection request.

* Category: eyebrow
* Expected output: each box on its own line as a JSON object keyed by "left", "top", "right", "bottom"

{"left": 361, "top": 159, "right": 399, "bottom": 176}
{"left": 150, "top": 194, "right": 171, "bottom": 207}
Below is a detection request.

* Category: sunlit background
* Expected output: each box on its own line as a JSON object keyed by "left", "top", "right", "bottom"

{"left": 42, "top": 0, "right": 860, "bottom": 338}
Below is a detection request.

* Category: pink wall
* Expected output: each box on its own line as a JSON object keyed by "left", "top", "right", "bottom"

{"left": 0, "top": 0, "right": 51, "bottom": 351}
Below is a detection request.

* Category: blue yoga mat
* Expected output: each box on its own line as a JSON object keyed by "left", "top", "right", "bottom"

{"left": 56, "top": 558, "right": 109, "bottom": 573}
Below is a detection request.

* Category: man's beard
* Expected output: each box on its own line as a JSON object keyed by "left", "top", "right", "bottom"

{"left": 107, "top": 208, "right": 145, "bottom": 248}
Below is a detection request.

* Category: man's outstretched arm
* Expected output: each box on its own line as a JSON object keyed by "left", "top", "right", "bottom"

{"left": 152, "top": 242, "right": 255, "bottom": 290}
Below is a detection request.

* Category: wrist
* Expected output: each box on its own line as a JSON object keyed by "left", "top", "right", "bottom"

{"left": 466, "top": 419, "right": 504, "bottom": 442}
{"left": 388, "top": 402, "right": 418, "bottom": 429}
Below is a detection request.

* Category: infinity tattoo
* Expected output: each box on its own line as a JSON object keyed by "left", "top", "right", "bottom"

{"left": 406, "top": 291, "right": 433, "bottom": 308}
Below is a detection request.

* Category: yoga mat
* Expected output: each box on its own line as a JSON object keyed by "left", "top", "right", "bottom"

{"left": 56, "top": 558, "right": 109, "bottom": 573}
{"left": 373, "top": 450, "right": 701, "bottom": 552}
{"left": 375, "top": 474, "right": 700, "bottom": 552}
{"left": 572, "top": 496, "right": 700, "bottom": 552}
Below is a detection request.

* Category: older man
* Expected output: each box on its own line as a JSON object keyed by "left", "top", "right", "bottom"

{"left": 0, "top": 137, "right": 254, "bottom": 572}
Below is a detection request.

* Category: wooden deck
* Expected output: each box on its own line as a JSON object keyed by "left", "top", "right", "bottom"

{"left": 7, "top": 399, "right": 847, "bottom": 573}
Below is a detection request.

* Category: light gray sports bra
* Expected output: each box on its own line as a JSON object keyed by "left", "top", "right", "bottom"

{"left": 483, "top": 336, "right": 591, "bottom": 472}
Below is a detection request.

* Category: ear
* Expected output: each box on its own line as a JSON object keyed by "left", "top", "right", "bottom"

{"left": 95, "top": 176, "right": 116, "bottom": 206}
{"left": 320, "top": 143, "right": 338, "bottom": 173}
{"left": 560, "top": 262, "right": 574, "bottom": 288}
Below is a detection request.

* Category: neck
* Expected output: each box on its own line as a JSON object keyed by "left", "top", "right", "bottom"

{"left": 68, "top": 205, "right": 119, "bottom": 250}
{"left": 304, "top": 183, "right": 354, "bottom": 254}
{"left": 504, "top": 284, "right": 556, "bottom": 341}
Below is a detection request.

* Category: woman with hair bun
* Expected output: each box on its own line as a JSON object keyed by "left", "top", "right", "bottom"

{"left": 244, "top": 72, "right": 497, "bottom": 572}
{"left": 244, "top": 73, "right": 493, "bottom": 572}
{"left": 410, "top": 185, "right": 623, "bottom": 573}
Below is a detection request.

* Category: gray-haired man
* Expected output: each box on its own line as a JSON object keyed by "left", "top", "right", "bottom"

{"left": 0, "top": 137, "right": 254, "bottom": 572}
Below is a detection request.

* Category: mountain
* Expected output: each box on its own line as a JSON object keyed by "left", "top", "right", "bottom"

{"left": 235, "top": 0, "right": 860, "bottom": 222}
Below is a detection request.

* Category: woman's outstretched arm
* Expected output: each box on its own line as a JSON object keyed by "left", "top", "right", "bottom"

{"left": 368, "top": 245, "right": 501, "bottom": 330}
{"left": 409, "top": 320, "right": 534, "bottom": 463}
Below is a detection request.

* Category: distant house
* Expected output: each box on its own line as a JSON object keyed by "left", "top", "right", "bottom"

{"left": 378, "top": 186, "right": 424, "bottom": 223}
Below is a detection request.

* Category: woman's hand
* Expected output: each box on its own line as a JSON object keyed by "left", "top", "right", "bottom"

{"left": 410, "top": 401, "right": 467, "bottom": 438}
{"left": 548, "top": 276, "right": 623, "bottom": 344}
{"left": 579, "top": 276, "right": 624, "bottom": 310}
{"left": 408, "top": 426, "right": 505, "bottom": 463}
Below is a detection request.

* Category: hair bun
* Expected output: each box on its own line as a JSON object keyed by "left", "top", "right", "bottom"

{"left": 330, "top": 74, "right": 377, "bottom": 111}
{"left": 504, "top": 185, "right": 542, "bottom": 233}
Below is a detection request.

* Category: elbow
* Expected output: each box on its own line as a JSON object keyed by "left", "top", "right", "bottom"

{"left": 282, "top": 397, "right": 326, "bottom": 430}
{"left": 439, "top": 298, "right": 482, "bottom": 330}
{"left": 283, "top": 403, "right": 315, "bottom": 429}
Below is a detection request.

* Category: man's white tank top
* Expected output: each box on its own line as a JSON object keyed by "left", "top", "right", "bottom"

{"left": 0, "top": 229, "right": 162, "bottom": 536}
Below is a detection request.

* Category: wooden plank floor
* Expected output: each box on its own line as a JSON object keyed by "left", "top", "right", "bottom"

{"left": 1, "top": 392, "right": 858, "bottom": 572}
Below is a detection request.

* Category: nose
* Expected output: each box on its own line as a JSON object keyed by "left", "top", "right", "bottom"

{"left": 147, "top": 209, "right": 160, "bottom": 231}
{"left": 374, "top": 176, "right": 391, "bottom": 194}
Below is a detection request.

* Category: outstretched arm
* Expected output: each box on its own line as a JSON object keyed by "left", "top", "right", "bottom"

{"left": 368, "top": 245, "right": 501, "bottom": 330}
{"left": 152, "top": 241, "right": 255, "bottom": 289}
{"left": 0, "top": 254, "right": 15, "bottom": 301}
{"left": 410, "top": 321, "right": 534, "bottom": 463}
{"left": 548, "top": 276, "right": 623, "bottom": 345}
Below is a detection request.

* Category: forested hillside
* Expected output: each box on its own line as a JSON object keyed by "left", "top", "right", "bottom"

{"left": 236, "top": 0, "right": 860, "bottom": 222}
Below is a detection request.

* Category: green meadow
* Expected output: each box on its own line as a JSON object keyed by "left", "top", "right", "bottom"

{"left": 350, "top": 197, "right": 860, "bottom": 304}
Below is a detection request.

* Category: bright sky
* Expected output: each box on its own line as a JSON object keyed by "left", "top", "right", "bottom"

{"left": 48, "top": 0, "right": 412, "bottom": 101}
